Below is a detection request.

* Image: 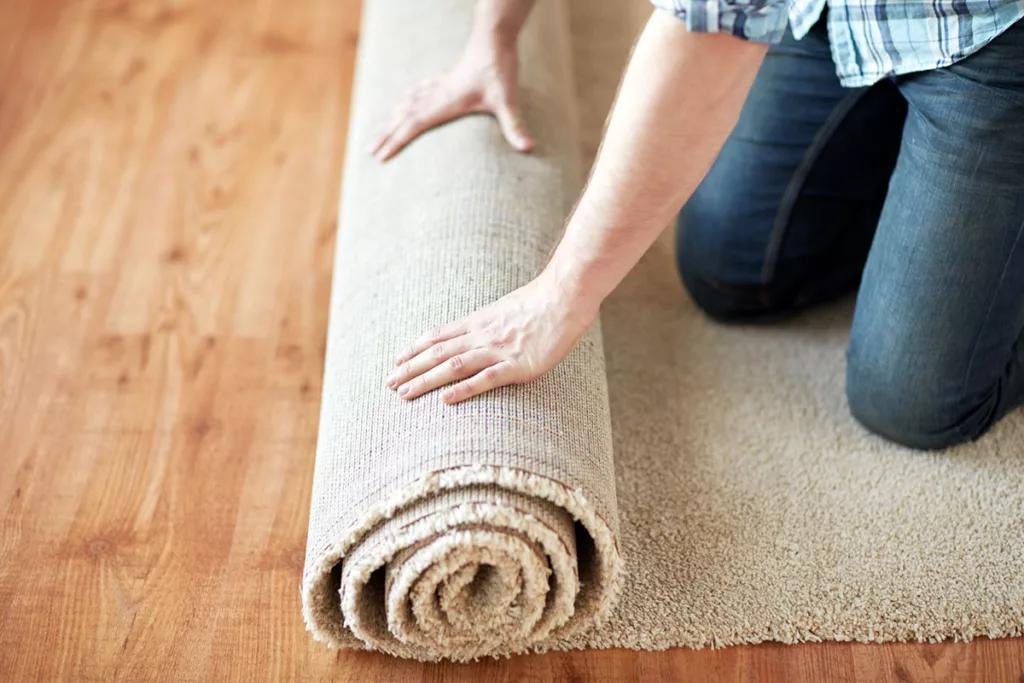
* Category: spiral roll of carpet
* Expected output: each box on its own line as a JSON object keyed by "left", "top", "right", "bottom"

{"left": 301, "top": 0, "right": 622, "bottom": 661}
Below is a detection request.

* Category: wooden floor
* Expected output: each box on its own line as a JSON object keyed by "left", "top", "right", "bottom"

{"left": 1, "top": 1, "right": 1021, "bottom": 681}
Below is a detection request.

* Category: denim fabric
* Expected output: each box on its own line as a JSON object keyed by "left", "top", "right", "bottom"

{"left": 677, "top": 16, "right": 1024, "bottom": 450}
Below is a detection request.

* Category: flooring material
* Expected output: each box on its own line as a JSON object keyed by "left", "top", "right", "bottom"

{"left": 1, "top": 0, "right": 1022, "bottom": 680}
{"left": 306, "top": 0, "right": 1024, "bottom": 662}
{"left": 302, "top": 0, "right": 622, "bottom": 660}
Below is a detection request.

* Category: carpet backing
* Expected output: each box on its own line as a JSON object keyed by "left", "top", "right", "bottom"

{"left": 302, "top": 0, "right": 1024, "bottom": 660}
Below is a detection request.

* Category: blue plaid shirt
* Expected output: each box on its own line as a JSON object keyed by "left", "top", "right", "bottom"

{"left": 651, "top": 0, "right": 1024, "bottom": 86}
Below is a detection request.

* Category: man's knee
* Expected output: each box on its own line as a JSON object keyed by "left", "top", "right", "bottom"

{"left": 845, "top": 345, "right": 999, "bottom": 451}
{"left": 675, "top": 204, "right": 796, "bottom": 323}
{"left": 678, "top": 258, "right": 785, "bottom": 323}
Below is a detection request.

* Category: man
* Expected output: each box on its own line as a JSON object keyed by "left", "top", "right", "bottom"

{"left": 377, "top": 0, "right": 1024, "bottom": 450}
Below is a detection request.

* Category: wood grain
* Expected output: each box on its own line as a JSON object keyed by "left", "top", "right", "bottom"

{"left": 0, "top": 1, "right": 1021, "bottom": 681}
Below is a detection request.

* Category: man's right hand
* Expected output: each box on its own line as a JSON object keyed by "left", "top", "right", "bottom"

{"left": 370, "top": 7, "right": 535, "bottom": 161}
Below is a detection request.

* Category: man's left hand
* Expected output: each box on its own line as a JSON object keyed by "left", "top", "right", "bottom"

{"left": 386, "top": 274, "right": 597, "bottom": 404}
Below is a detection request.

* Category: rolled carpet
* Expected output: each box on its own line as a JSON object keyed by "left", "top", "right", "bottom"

{"left": 304, "top": 0, "right": 1024, "bottom": 662}
{"left": 301, "top": 0, "right": 621, "bottom": 661}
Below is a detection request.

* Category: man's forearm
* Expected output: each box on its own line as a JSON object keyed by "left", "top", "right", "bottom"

{"left": 545, "top": 12, "right": 767, "bottom": 304}
{"left": 474, "top": 0, "right": 535, "bottom": 46}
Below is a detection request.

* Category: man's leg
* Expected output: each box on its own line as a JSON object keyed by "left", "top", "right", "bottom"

{"left": 846, "top": 19, "right": 1024, "bottom": 450}
{"left": 677, "top": 18, "right": 907, "bottom": 321}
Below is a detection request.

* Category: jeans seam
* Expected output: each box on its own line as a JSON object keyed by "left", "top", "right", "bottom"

{"left": 958, "top": 216, "right": 1024, "bottom": 441}
{"left": 760, "top": 87, "right": 871, "bottom": 286}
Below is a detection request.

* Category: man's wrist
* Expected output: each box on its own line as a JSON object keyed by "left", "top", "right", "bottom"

{"left": 540, "top": 250, "right": 606, "bottom": 315}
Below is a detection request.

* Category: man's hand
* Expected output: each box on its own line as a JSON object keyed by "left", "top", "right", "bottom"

{"left": 387, "top": 12, "right": 767, "bottom": 403}
{"left": 370, "top": 6, "right": 535, "bottom": 161}
{"left": 386, "top": 273, "right": 598, "bottom": 403}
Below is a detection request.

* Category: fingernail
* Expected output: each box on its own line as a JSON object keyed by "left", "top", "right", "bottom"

{"left": 398, "top": 385, "right": 409, "bottom": 397}
{"left": 443, "top": 389, "right": 455, "bottom": 402}
{"left": 386, "top": 375, "right": 395, "bottom": 388}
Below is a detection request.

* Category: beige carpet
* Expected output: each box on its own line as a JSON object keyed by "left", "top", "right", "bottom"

{"left": 302, "top": 0, "right": 1024, "bottom": 661}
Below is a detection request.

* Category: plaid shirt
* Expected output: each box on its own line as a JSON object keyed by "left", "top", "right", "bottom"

{"left": 651, "top": 0, "right": 1024, "bottom": 86}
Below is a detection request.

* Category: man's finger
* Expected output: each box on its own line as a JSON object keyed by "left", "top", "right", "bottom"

{"left": 494, "top": 100, "right": 534, "bottom": 152}
{"left": 443, "top": 361, "right": 515, "bottom": 404}
{"left": 374, "top": 118, "right": 424, "bottom": 161}
{"left": 377, "top": 102, "right": 464, "bottom": 161}
{"left": 395, "top": 321, "right": 469, "bottom": 366}
{"left": 369, "top": 119, "right": 398, "bottom": 156}
{"left": 370, "top": 129, "right": 402, "bottom": 158}
{"left": 369, "top": 95, "right": 418, "bottom": 156}
{"left": 369, "top": 106, "right": 405, "bottom": 155}
{"left": 387, "top": 336, "right": 476, "bottom": 389}
{"left": 396, "top": 349, "right": 496, "bottom": 401}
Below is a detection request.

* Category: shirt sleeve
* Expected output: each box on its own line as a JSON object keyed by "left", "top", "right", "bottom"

{"left": 650, "top": 0, "right": 791, "bottom": 44}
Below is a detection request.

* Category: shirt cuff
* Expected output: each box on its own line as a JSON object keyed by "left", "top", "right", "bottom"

{"left": 650, "top": 0, "right": 790, "bottom": 44}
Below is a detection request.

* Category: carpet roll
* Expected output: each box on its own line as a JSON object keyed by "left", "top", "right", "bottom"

{"left": 301, "top": 0, "right": 622, "bottom": 661}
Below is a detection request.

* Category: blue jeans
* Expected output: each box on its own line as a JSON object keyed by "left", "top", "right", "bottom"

{"left": 677, "top": 15, "right": 1024, "bottom": 450}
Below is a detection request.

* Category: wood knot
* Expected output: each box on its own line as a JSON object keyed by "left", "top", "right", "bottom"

{"left": 163, "top": 245, "right": 186, "bottom": 263}
{"left": 192, "top": 417, "right": 215, "bottom": 439}
{"left": 261, "top": 33, "right": 304, "bottom": 55}
{"left": 87, "top": 538, "right": 114, "bottom": 557}
{"left": 278, "top": 344, "right": 303, "bottom": 363}
{"left": 102, "top": 335, "right": 125, "bottom": 353}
